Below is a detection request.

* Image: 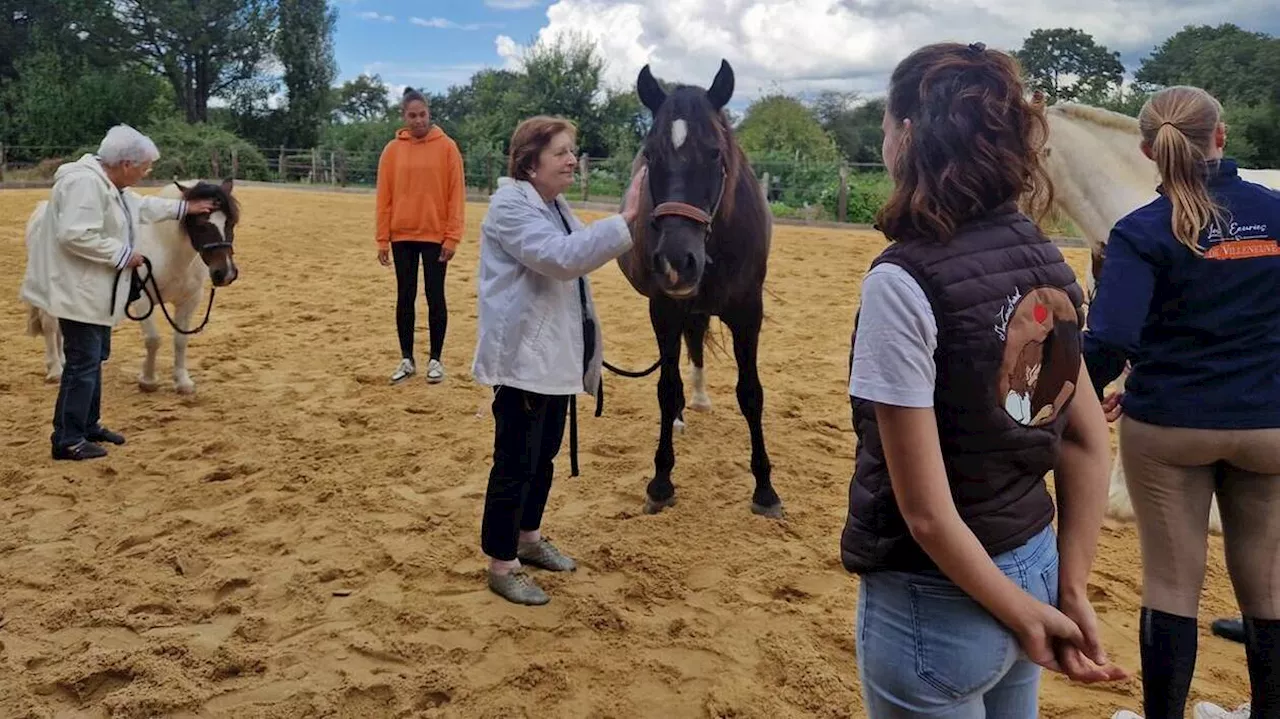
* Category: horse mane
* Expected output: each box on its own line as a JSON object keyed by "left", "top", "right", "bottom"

{"left": 166, "top": 180, "right": 240, "bottom": 227}
{"left": 640, "top": 85, "right": 745, "bottom": 220}
{"left": 1046, "top": 102, "right": 1140, "bottom": 135}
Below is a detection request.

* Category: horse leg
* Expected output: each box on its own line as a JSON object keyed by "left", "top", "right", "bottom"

{"left": 41, "top": 310, "right": 63, "bottom": 382}
{"left": 723, "top": 296, "right": 783, "bottom": 519}
{"left": 138, "top": 311, "right": 162, "bottom": 393}
{"left": 171, "top": 294, "right": 200, "bottom": 395}
{"left": 684, "top": 313, "right": 712, "bottom": 413}
{"left": 645, "top": 296, "right": 686, "bottom": 514}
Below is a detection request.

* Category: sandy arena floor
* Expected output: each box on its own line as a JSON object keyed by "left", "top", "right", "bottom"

{"left": 0, "top": 186, "right": 1251, "bottom": 718}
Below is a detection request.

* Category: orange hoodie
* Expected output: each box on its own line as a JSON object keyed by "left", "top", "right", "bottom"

{"left": 375, "top": 125, "right": 465, "bottom": 251}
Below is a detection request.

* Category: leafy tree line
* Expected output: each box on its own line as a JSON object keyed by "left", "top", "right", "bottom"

{"left": 1, "top": 4, "right": 1276, "bottom": 221}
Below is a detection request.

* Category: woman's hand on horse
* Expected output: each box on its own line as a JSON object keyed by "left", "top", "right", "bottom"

{"left": 377, "top": 248, "right": 390, "bottom": 267}
{"left": 621, "top": 166, "right": 647, "bottom": 224}
{"left": 125, "top": 252, "right": 147, "bottom": 269}
{"left": 1101, "top": 392, "right": 1123, "bottom": 423}
{"left": 186, "top": 199, "right": 217, "bottom": 215}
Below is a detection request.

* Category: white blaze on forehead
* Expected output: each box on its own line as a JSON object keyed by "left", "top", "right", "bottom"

{"left": 671, "top": 119, "right": 688, "bottom": 150}
{"left": 209, "top": 211, "right": 227, "bottom": 236}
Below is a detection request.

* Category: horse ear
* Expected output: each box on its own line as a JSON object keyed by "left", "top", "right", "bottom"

{"left": 174, "top": 180, "right": 190, "bottom": 193}
{"left": 707, "top": 59, "right": 734, "bottom": 110}
{"left": 637, "top": 64, "right": 666, "bottom": 114}
{"left": 221, "top": 177, "right": 234, "bottom": 194}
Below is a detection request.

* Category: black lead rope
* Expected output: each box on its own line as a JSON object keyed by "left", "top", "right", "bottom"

{"left": 109, "top": 256, "right": 217, "bottom": 335}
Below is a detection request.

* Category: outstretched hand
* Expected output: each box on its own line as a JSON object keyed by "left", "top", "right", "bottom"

{"left": 621, "top": 166, "right": 647, "bottom": 224}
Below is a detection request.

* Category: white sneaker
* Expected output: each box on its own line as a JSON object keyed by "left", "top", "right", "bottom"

{"left": 390, "top": 358, "right": 415, "bottom": 383}
{"left": 426, "top": 359, "right": 445, "bottom": 384}
{"left": 1110, "top": 711, "right": 1143, "bottom": 719}
{"left": 1194, "top": 702, "right": 1251, "bottom": 719}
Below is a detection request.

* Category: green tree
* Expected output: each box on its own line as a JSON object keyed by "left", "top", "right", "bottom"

{"left": 276, "top": 0, "right": 337, "bottom": 147}
{"left": 334, "top": 73, "right": 391, "bottom": 123}
{"left": 811, "top": 91, "right": 885, "bottom": 164}
{"left": 112, "top": 0, "right": 277, "bottom": 123}
{"left": 1015, "top": 28, "right": 1125, "bottom": 103}
{"left": 1135, "top": 24, "right": 1280, "bottom": 106}
{"left": 735, "top": 94, "right": 839, "bottom": 161}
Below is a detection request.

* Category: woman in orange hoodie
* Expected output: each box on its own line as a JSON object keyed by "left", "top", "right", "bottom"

{"left": 376, "top": 87, "right": 465, "bottom": 384}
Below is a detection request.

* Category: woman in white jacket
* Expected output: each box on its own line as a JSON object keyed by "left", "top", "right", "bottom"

{"left": 20, "top": 125, "right": 213, "bottom": 461}
{"left": 472, "top": 115, "right": 646, "bottom": 605}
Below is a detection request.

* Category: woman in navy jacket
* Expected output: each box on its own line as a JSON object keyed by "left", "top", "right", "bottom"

{"left": 1084, "top": 85, "right": 1280, "bottom": 719}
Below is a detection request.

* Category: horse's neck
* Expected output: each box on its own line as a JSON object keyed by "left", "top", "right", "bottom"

{"left": 1048, "top": 117, "right": 1159, "bottom": 252}
{"left": 137, "top": 221, "right": 198, "bottom": 282}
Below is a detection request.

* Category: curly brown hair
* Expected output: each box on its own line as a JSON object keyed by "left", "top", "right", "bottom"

{"left": 876, "top": 42, "right": 1054, "bottom": 242}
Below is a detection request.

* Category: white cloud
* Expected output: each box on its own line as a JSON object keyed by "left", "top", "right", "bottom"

{"left": 486, "top": 0, "right": 541, "bottom": 8}
{"left": 524, "top": 0, "right": 1279, "bottom": 103}
{"left": 494, "top": 35, "right": 526, "bottom": 70}
{"left": 357, "top": 10, "right": 395, "bottom": 22}
{"left": 363, "top": 61, "right": 491, "bottom": 91}
{"left": 410, "top": 16, "right": 501, "bottom": 31}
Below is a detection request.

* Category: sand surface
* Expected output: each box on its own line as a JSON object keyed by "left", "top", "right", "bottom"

{"left": 0, "top": 186, "right": 1250, "bottom": 718}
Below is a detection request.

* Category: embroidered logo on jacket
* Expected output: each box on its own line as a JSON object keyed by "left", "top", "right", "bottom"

{"left": 994, "top": 287, "right": 1081, "bottom": 427}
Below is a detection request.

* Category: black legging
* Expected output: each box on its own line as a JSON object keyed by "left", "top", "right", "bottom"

{"left": 392, "top": 241, "right": 448, "bottom": 363}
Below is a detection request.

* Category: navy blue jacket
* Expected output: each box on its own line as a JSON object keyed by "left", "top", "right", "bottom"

{"left": 1083, "top": 159, "right": 1280, "bottom": 429}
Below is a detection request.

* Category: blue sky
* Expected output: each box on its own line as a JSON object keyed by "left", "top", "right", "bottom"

{"left": 329, "top": 0, "right": 1280, "bottom": 105}
{"left": 332, "top": 0, "right": 544, "bottom": 93}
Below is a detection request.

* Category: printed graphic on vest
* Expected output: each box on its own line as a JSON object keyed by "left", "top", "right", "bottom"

{"left": 994, "top": 286, "right": 1082, "bottom": 427}
{"left": 1203, "top": 220, "right": 1278, "bottom": 259}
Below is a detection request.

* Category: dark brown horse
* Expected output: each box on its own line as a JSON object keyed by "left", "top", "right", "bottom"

{"left": 613, "top": 59, "right": 783, "bottom": 519}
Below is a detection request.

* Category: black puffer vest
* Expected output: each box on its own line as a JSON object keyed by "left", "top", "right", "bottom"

{"left": 841, "top": 203, "right": 1085, "bottom": 574}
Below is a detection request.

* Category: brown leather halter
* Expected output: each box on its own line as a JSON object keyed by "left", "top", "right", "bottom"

{"left": 650, "top": 166, "right": 728, "bottom": 238}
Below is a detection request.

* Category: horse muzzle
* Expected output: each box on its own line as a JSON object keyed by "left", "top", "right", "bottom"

{"left": 210, "top": 265, "right": 238, "bottom": 287}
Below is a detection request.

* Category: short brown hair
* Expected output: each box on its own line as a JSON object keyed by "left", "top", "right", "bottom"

{"left": 876, "top": 42, "right": 1054, "bottom": 242}
{"left": 507, "top": 115, "right": 577, "bottom": 181}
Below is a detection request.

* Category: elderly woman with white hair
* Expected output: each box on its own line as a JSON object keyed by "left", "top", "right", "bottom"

{"left": 20, "top": 124, "right": 215, "bottom": 461}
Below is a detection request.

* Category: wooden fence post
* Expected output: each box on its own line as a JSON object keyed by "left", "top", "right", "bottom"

{"left": 278, "top": 146, "right": 286, "bottom": 182}
{"left": 837, "top": 164, "right": 849, "bottom": 223}
{"left": 760, "top": 172, "right": 771, "bottom": 202}
{"left": 231, "top": 147, "right": 239, "bottom": 180}
{"left": 310, "top": 149, "right": 319, "bottom": 183}
{"left": 329, "top": 151, "right": 336, "bottom": 184}
{"left": 338, "top": 150, "right": 348, "bottom": 186}
{"left": 579, "top": 153, "right": 590, "bottom": 201}
{"left": 0, "top": 143, "right": 6, "bottom": 183}
{"left": 485, "top": 152, "right": 495, "bottom": 195}
{"left": 210, "top": 147, "right": 221, "bottom": 179}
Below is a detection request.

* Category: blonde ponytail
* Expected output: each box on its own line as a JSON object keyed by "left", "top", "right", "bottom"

{"left": 1138, "top": 86, "right": 1226, "bottom": 253}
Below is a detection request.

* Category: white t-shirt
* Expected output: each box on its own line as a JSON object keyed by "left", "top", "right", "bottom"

{"left": 848, "top": 262, "right": 938, "bottom": 408}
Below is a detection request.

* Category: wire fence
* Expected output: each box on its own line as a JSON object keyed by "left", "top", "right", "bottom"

{"left": 0, "top": 142, "right": 893, "bottom": 224}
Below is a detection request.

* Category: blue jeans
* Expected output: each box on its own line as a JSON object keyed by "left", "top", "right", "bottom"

{"left": 51, "top": 318, "right": 112, "bottom": 449}
{"left": 856, "top": 524, "right": 1059, "bottom": 718}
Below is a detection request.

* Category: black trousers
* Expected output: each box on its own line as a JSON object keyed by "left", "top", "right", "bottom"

{"left": 480, "top": 386, "right": 570, "bottom": 562}
{"left": 52, "top": 318, "right": 111, "bottom": 449}
{"left": 391, "top": 241, "right": 448, "bottom": 362}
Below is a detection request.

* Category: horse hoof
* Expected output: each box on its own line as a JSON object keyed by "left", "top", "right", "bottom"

{"left": 673, "top": 417, "right": 686, "bottom": 434}
{"left": 643, "top": 495, "right": 677, "bottom": 514}
{"left": 689, "top": 394, "right": 712, "bottom": 412}
{"left": 138, "top": 378, "right": 160, "bottom": 393}
{"left": 44, "top": 373, "right": 61, "bottom": 384}
{"left": 751, "top": 501, "right": 785, "bottom": 520}
{"left": 175, "top": 382, "right": 196, "bottom": 396}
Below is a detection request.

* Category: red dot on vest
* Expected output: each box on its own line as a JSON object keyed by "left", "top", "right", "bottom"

{"left": 1034, "top": 305, "right": 1048, "bottom": 323}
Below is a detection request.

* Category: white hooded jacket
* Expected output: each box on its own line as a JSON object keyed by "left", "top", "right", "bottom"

{"left": 471, "top": 177, "right": 634, "bottom": 397}
{"left": 20, "top": 154, "right": 187, "bottom": 327}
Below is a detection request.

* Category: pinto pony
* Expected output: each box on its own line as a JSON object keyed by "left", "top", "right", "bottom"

{"left": 1032, "top": 95, "right": 1280, "bottom": 534}
{"left": 26, "top": 179, "right": 239, "bottom": 394}
{"left": 611, "top": 60, "right": 784, "bottom": 519}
